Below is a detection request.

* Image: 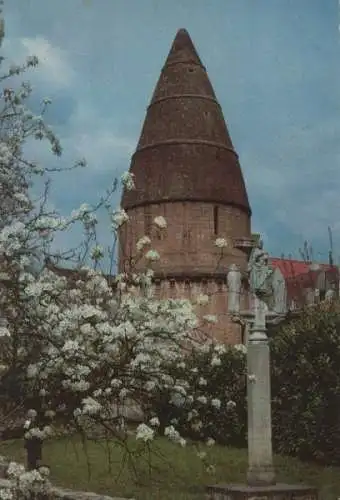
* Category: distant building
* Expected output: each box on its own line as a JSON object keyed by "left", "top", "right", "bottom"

{"left": 270, "top": 258, "right": 339, "bottom": 311}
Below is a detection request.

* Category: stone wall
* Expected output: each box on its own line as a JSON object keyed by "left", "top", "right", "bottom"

{"left": 119, "top": 201, "right": 250, "bottom": 276}
{"left": 152, "top": 277, "right": 247, "bottom": 344}
{"left": 119, "top": 200, "right": 251, "bottom": 344}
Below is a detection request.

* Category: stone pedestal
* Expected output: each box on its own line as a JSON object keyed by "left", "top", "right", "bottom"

{"left": 247, "top": 338, "right": 274, "bottom": 485}
{"left": 205, "top": 483, "right": 318, "bottom": 500}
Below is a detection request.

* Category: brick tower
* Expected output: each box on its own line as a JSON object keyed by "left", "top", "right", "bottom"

{"left": 119, "top": 29, "right": 252, "bottom": 343}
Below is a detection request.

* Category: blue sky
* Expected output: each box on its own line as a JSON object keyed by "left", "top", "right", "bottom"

{"left": 2, "top": 0, "right": 340, "bottom": 263}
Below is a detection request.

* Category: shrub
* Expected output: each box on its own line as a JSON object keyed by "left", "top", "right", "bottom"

{"left": 270, "top": 302, "right": 340, "bottom": 465}
{"left": 149, "top": 302, "right": 340, "bottom": 465}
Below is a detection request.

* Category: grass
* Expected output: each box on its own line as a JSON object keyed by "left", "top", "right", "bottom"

{"left": 0, "top": 436, "right": 340, "bottom": 500}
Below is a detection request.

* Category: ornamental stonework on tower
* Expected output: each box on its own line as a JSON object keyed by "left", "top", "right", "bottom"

{"left": 119, "top": 28, "right": 252, "bottom": 344}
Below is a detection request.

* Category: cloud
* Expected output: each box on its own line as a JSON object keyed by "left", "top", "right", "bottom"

{"left": 3, "top": 35, "right": 75, "bottom": 88}
{"left": 58, "top": 102, "right": 135, "bottom": 173}
{"left": 72, "top": 131, "right": 134, "bottom": 168}
{"left": 21, "top": 36, "right": 75, "bottom": 87}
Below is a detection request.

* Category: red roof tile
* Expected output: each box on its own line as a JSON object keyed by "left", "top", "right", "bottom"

{"left": 270, "top": 258, "right": 311, "bottom": 278}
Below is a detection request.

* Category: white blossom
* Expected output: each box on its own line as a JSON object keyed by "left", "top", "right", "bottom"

{"left": 0, "top": 327, "right": 10, "bottom": 337}
{"left": 196, "top": 294, "right": 209, "bottom": 306}
{"left": 136, "top": 235, "right": 151, "bottom": 252}
{"left": 0, "top": 488, "right": 13, "bottom": 499}
{"left": 24, "top": 425, "right": 53, "bottom": 440}
{"left": 234, "top": 343, "right": 247, "bottom": 354}
{"left": 121, "top": 171, "right": 135, "bottom": 190}
{"left": 7, "top": 462, "right": 25, "bottom": 478}
{"left": 215, "top": 237, "right": 228, "bottom": 248}
{"left": 27, "top": 409, "right": 37, "bottom": 419}
{"left": 145, "top": 249, "right": 160, "bottom": 261}
{"left": 136, "top": 423, "right": 154, "bottom": 442}
{"left": 203, "top": 314, "right": 218, "bottom": 324}
{"left": 149, "top": 417, "right": 160, "bottom": 427}
{"left": 90, "top": 245, "right": 104, "bottom": 261}
{"left": 71, "top": 203, "right": 92, "bottom": 219}
{"left": 214, "top": 344, "right": 226, "bottom": 355}
{"left": 153, "top": 216, "right": 167, "bottom": 229}
{"left": 27, "top": 365, "right": 39, "bottom": 378}
{"left": 38, "top": 466, "right": 50, "bottom": 478}
{"left": 211, "top": 398, "right": 221, "bottom": 409}
{"left": 23, "top": 420, "right": 31, "bottom": 430}
{"left": 226, "top": 400, "right": 237, "bottom": 410}
{"left": 191, "top": 421, "right": 203, "bottom": 432}
{"left": 82, "top": 397, "right": 102, "bottom": 416}
{"left": 145, "top": 380, "right": 156, "bottom": 392}
{"left": 211, "top": 356, "right": 222, "bottom": 367}
{"left": 44, "top": 410, "right": 55, "bottom": 419}
{"left": 111, "top": 208, "right": 129, "bottom": 228}
{"left": 164, "top": 425, "right": 183, "bottom": 445}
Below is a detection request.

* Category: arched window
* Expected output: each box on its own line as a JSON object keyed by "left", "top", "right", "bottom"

{"left": 144, "top": 207, "right": 152, "bottom": 236}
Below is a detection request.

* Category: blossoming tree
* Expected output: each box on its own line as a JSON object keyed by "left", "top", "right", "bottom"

{"left": 0, "top": 4, "right": 237, "bottom": 496}
{"left": 0, "top": 7, "right": 257, "bottom": 500}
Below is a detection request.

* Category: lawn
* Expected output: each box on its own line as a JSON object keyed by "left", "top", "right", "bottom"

{"left": 0, "top": 436, "right": 339, "bottom": 500}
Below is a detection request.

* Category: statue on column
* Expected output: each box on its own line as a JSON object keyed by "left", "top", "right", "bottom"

{"left": 247, "top": 239, "right": 274, "bottom": 299}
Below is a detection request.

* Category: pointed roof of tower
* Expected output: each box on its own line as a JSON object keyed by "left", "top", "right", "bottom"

{"left": 163, "top": 28, "right": 203, "bottom": 67}
{"left": 122, "top": 28, "right": 251, "bottom": 215}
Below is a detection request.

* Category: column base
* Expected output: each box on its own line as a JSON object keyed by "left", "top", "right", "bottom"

{"left": 205, "top": 483, "right": 318, "bottom": 500}
{"left": 247, "top": 465, "right": 276, "bottom": 486}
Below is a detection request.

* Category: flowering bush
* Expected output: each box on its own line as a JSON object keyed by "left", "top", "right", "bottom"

{"left": 22, "top": 265, "right": 209, "bottom": 436}
{"left": 2, "top": 461, "right": 51, "bottom": 499}
{"left": 147, "top": 343, "right": 247, "bottom": 447}
{"left": 0, "top": 6, "right": 224, "bottom": 496}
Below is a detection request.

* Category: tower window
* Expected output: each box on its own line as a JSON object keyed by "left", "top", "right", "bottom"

{"left": 183, "top": 229, "right": 191, "bottom": 241}
{"left": 213, "top": 206, "right": 219, "bottom": 235}
{"left": 144, "top": 207, "right": 152, "bottom": 236}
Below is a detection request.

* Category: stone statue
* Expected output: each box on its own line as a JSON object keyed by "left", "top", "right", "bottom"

{"left": 227, "top": 264, "right": 242, "bottom": 313}
{"left": 247, "top": 239, "right": 274, "bottom": 298}
{"left": 271, "top": 269, "right": 287, "bottom": 314}
{"left": 325, "top": 287, "right": 336, "bottom": 302}
{"left": 305, "top": 287, "right": 315, "bottom": 306}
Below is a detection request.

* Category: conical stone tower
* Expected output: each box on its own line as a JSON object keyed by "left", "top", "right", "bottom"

{"left": 119, "top": 29, "right": 252, "bottom": 343}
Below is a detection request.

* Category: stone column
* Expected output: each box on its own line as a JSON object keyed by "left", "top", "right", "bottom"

{"left": 243, "top": 321, "right": 251, "bottom": 345}
{"left": 227, "top": 264, "right": 242, "bottom": 314}
{"left": 246, "top": 296, "right": 275, "bottom": 486}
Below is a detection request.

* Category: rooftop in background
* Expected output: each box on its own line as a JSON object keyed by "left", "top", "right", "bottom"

{"left": 270, "top": 258, "right": 335, "bottom": 279}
